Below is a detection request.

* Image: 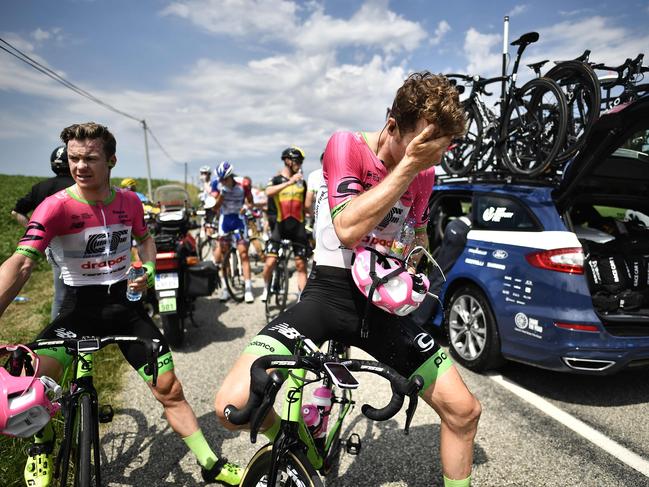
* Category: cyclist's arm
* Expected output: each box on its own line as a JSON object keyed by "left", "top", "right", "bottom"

{"left": 0, "top": 253, "right": 36, "bottom": 317}
{"left": 130, "top": 235, "right": 156, "bottom": 292}
{"left": 11, "top": 210, "right": 29, "bottom": 227}
{"left": 304, "top": 190, "right": 314, "bottom": 219}
{"left": 330, "top": 127, "right": 449, "bottom": 247}
{"left": 265, "top": 174, "right": 301, "bottom": 197}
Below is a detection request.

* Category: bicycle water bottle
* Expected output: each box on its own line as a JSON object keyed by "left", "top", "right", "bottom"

{"left": 301, "top": 386, "right": 333, "bottom": 439}
{"left": 390, "top": 216, "right": 416, "bottom": 258}
{"left": 126, "top": 262, "right": 146, "bottom": 301}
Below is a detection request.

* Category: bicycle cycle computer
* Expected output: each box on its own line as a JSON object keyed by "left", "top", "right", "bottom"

{"left": 324, "top": 362, "right": 359, "bottom": 389}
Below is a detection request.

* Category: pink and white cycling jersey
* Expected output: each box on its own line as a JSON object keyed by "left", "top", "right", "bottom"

{"left": 314, "top": 131, "right": 434, "bottom": 269}
{"left": 16, "top": 188, "right": 149, "bottom": 286}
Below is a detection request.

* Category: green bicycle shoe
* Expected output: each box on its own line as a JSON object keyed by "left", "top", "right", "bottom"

{"left": 200, "top": 457, "right": 243, "bottom": 486}
{"left": 24, "top": 442, "right": 54, "bottom": 487}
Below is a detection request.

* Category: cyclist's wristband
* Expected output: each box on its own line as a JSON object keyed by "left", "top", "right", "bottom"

{"left": 143, "top": 261, "right": 155, "bottom": 288}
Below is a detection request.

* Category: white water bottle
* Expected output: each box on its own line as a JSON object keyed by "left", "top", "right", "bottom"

{"left": 126, "top": 262, "right": 146, "bottom": 301}
{"left": 390, "top": 217, "right": 416, "bottom": 258}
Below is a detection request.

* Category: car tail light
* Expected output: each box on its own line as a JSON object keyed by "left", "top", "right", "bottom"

{"left": 525, "top": 247, "right": 584, "bottom": 274}
{"left": 554, "top": 322, "right": 600, "bottom": 332}
{"left": 156, "top": 252, "right": 178, "bottom": 271}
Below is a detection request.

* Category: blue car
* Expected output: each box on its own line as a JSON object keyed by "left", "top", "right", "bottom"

{"left": 427, "top": 95, "right": 649, "bottom": 375}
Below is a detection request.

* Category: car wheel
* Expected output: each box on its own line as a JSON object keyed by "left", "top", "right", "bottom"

{"left": 445, "top": 284, "right": 504, "bottom": 372}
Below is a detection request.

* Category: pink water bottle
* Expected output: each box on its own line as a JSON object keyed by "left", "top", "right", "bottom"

{"left": 302, "top": 404, "right": 321, "bottom": 435}
{"left": 302, "top": 386, "right": 333, "bottom": 438}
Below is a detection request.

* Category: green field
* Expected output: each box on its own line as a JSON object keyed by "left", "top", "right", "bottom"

{"left": 0, "top": 174, "right": 192, "bottom": 485}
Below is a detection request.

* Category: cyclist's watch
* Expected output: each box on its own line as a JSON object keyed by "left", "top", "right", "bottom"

{"left": 143, "top": 261, "right": 155, "bottom": 288}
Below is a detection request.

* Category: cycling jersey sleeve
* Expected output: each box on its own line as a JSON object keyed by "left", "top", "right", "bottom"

{"left": 410, "top": 168, "right": 435, "bottom": 234}
{"left": 323, "top": 132, "right": 364, "bottom": 221}
{"left": 15, "top": 194, "right": 64, "bottom": 261}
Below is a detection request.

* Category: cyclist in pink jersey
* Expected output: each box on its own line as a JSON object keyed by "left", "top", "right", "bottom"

{"left": 0, "top": 123, "right": 242, "bottom": 486}
{"left": 215, "top": 72, "right": 480, "bottom": 487}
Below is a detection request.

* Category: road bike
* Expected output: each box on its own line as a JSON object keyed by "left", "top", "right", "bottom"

{"left": 593, "top": 53, "right": 649, "bottom": 112}
{"left": 527, "top": 49, "right": 601, "bottom": 164}
{"left": 264, "top": 240, "right": 308, "bottom": 322}
{"left": 224, "top": 337, "right": 423, "bottom": 486}
{"left": 4, "top": 335, "right": 160, "bottom": 486}
{"left": 442, "top": 31, "right": 568, "bottom": 178}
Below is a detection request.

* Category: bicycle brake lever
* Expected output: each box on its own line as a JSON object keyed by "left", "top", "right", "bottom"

{"left": 404, "top": 375, "right": 424, "bottom": 435}
{"left": 249, "top": 370, "right": 285, "bottom": 444}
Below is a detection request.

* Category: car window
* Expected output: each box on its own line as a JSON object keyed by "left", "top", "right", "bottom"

{"left": 427, "top": 194, "right": 472, "bottom": 249}
{"left": 473, "top": 194, "right": 541, "bottom": 231}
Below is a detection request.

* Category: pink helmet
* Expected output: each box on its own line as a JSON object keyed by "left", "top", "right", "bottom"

{"left": 351, "top": 246, "right": 431, "bottom": 316}
{"left": 0, "top": 345, "right": 61, "bottom": 438}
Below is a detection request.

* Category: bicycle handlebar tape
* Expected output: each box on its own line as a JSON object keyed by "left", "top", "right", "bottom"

{"left": 361, "top": 390, "right": 405, "bottom": 422}
{"left": 143, "top": 261, "right": 155, "bottom": 288}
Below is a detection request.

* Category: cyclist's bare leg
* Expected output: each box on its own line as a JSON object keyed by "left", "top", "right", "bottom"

{"left": 262, "top": 255, "right": 278, "bottom": 287}
{"left": 422, "top": 364, "right": 481, "bottom": 481}
{"left": 294, "top": 256, "right": 307, "bottom": 291}
{"left": 237, "top": 240, "right": 252, "bottom": 281}
{"left": 214, "top": 352, "right": 278, "bottom": 433}
{"left": 36, "top": 355, "right": 64, "bottom": 382}
{"left": 217, "top": 240, "right": 229, "bottom": 282}
{"left": 149, "top": 369, "right": 200, "bottom": 437}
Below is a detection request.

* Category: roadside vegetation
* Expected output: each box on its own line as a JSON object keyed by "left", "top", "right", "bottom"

{"left": 0, "top": 174, "right": 195, "bottom": 485}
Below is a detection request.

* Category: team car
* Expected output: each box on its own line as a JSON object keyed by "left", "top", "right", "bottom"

{"left": 426, "top": 95, "right": 649, "bottom": 375}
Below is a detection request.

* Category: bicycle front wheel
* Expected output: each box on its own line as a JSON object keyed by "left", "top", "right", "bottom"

{"left": 241, "top": 444, "right": 324, "bottom": 487}
{"left": 224, "top": 247, "right": 245, "bottom": 302}
{"left": 500, "top": 77, "right": 568, "bottom": 177}
{"left": 265, "top": 263, "right": 288, "bottom": 321}
{"left": 75, "top": 393, "right": 97, "bottom": 486}
{"left": 441, "top": 102, "right": 483, "bottom": 176}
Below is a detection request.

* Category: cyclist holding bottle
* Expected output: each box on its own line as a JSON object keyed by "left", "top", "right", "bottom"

{"left": 215, "top": 72, "right": 480, "bottom": 487}
{"left": 0, "top": 122, "right": 242, "bottom": 486}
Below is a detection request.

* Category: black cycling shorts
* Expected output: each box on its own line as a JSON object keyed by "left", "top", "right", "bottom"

{"left": 36, "top": 280, "right": 173, "bottom": 381}
{"left": 245, "top": 265, "right": 452, "bottom": 392}
{"left": 266, "top": 218, "right": 310, "bottom": 258}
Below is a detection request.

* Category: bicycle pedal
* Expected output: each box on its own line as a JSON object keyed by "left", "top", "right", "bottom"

{"left": 345, "top": 433, "right": 361, "bottom": 455}
{"left": 98, "top": 404, "right": 114, "bottom": 423}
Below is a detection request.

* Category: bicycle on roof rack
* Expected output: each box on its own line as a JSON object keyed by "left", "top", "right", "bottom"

{"left": 225, "top": 336, "right": 423, "bottom": 487}
{"left": 442, "top": 30, "right": 568, "bottom": 178}
{"left": 592, "top": 53, "right": 649, "bottom": 112}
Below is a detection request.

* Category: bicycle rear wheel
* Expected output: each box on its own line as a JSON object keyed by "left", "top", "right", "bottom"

{"left": 441, "top": 102, "right": 483, "bottom": 176}
{"left": 224, "top": 247, "right": 245, "bottom": 302}
{"left": 240, "top": 444, "right": 323, "bottom": 487}
{"left": 197, "top": 236, "right": 213, "bottom": 261}
{"left": 545, "top": 60, "right": 601, "bottom": 163}
{"left": 500, "top": 77, "right": 568, "bottom": 177}
{"left": 265, "top": 262, "right": 288, "bottom": 321}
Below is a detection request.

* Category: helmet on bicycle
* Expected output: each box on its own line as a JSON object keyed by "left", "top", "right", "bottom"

{"left": 216, "top": 161, "right": 234, "bottom": 180}
{"left": 120, "top": 178, "right": 137, "bottom": 190}
{"left": 281, "top": 147, "right": 305, "bottom": 162}
{"left": 0, "top": 345, "right": 61, "bottom": 438}
{"left": 50, "top": 145, "right": 69, "bottom": 176}
{"left": 351, "top": 246, "right": 430, "bottom": 316}
{"left": 199, "top": 165, "right": 211, "bottom": 174}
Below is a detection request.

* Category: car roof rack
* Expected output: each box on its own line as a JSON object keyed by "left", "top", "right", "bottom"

{"left": 436, "top": 170, "right": 562, "bottom": 187}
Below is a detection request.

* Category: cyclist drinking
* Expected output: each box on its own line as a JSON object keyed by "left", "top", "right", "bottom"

{"left": 0, "top": 123, "right": 242, "bottom": 486}
{"left": 210, "top": 161, "right": 255, "bottom": 303}
{"left": 260, "top": 147, "right": 310, "bottom": 301}
{"left": 215, "top": 72, "right": 480, "bottom": 487}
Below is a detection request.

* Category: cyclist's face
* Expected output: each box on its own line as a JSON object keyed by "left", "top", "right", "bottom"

{"left": 67, "top": 138, "right": 115, "bottom": 191}
{"left": 284, "top": 158, "right": 302, "bottom": 174}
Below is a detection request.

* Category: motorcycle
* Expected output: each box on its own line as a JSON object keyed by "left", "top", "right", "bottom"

{"left": 150, "top": 185, "right": 219, "bottom": 348}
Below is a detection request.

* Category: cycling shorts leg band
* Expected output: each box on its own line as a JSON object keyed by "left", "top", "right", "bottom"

{"left": 244, "top": 335, "right": 292, "bottom": 357}
{"left": 35, "top": 346, "right": 73, "bottom": 370}
{"left": 411, "top": 348, "right": 453, "bottom": 394}
{"left": 137, "top": 351, "right": 174, "bottom": 382}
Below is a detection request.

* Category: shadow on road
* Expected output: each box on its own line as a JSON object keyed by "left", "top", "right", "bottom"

{"left": 101, "top": 408, "right": 240, "bottom": 486}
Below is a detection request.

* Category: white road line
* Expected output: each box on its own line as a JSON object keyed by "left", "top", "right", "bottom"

{"left": 489, "top": 373, "right": 649, "bottom": 477}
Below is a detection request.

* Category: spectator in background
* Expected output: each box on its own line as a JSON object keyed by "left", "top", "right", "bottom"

{"left": 120, "top": 178, "right": 149, "bottom": 203}
{"left": 11, "top": 146, "right": 74, "bottom": 318}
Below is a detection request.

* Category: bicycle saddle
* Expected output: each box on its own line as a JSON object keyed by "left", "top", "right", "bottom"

{"left": 511, "top": 31, "right": 539, "bottom": 46}
{"left": 527, "top": 60, "right": 549, "bottom": 72}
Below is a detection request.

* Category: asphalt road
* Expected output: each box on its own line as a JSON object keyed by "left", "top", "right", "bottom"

{"left": 100, "top": 270, "right": 649, "bottom": 487}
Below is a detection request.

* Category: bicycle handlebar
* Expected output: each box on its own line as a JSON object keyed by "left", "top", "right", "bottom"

{"left": 20, "top": 336, "right": 162, "bottom": 387}
{"left": 224, "top": 353, "right": 424, "bottom": 440}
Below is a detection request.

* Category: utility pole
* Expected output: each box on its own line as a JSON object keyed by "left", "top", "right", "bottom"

{"left": 184, "top": 162, "right": 188, "bottom": 191}
{"left": 141, "top": 119, "right": 153, "bottom": 200}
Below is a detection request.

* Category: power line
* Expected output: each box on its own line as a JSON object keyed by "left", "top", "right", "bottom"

{"left": 145, "top": 124, "right": 180, "bottom": 164}
{"left": 0, "top": 37, "right": 141, "bottom": 123}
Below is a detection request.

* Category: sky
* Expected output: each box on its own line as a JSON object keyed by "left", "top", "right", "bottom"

{"left": 1, "top": 0, "right": 648, "bottom": 189}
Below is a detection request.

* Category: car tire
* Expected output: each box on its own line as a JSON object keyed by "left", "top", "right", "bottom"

{"left": 445, "top": 284, "right": 504, "bottom": 372}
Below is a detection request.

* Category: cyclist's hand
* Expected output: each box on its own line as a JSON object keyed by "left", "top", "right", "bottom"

{"left": 404, "top": 124, "right": 453, "bottom": 171}
{"left": 128, "top": 273, "right": 148, "bottom": 293}
{"left": 289, "top": 173, "right": 303, "bottom": 184}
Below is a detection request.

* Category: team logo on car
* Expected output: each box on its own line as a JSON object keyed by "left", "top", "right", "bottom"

{"left": 492, "top": 249, "right": 508, "bottom": 260}
{"left": 514, "top": 312, "right": 529, "bottom": 330}
{"left": 482, "top": 207, "right": 514, "bottom": 222}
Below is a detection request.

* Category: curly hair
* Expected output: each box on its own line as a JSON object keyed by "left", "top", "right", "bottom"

{"left": 390, "top": 71, "right": 466, "bottom": 138}
{"left": 60, "top": 122, "right": 117, "bottom": 159}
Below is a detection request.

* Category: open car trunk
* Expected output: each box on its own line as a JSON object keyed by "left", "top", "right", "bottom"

{"left": 557, "top": 95, "right": 649, "bottom": 336}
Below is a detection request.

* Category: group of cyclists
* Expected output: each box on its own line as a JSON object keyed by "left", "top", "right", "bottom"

{"left": 0, "top": 71, "right": 482, "bottom": 487}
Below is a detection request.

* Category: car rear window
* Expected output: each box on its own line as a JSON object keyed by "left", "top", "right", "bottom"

{"left": 474, "top": 194, "right": 541, "bottom": 231}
